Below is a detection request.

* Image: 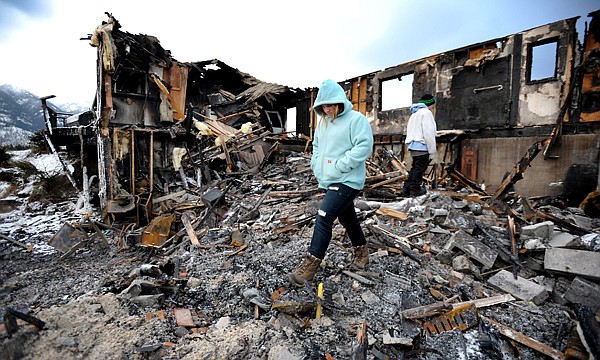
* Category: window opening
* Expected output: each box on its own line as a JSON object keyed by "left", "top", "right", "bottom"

{"left": 529, "top": 41, "right": 557, "bottom": 82}
{"left": 381, "top": 74, "right": 413, "bottom": 111}
{"left": 265, "top": 110, "right": 283, "bottom": 134}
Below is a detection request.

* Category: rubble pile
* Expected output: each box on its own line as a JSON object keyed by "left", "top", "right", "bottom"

{"left": 1, "top": 142, "right": 600, "bottom": 360}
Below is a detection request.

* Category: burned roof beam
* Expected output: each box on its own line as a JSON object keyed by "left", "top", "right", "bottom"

{"left": 490, "top": 137, "right": 550, "bottom": 202}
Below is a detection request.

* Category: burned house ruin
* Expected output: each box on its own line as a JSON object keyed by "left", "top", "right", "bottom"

{"left": 0, "top": 9, "right": 597, "bottom": 360}
{"left": 41, "top": 11, "right": 600, "bottom": 224}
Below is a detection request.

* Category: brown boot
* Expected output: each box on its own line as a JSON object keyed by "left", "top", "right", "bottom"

{"left": 350, "top": 245, "right": 369, "bottom": 271}
{"left": 287, "top": 253, "right": 322, "bottom": 287}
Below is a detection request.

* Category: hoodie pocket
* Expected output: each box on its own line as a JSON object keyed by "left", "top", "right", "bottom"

{"left": 322, "top": 158, "right": 343, "bottom": 182}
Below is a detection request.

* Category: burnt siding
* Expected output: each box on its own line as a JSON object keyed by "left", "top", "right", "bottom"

{"left": 438, "top": 57, "right": 511, "bottom": 130}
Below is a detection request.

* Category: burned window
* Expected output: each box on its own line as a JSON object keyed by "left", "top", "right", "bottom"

{"left": 265, "top": 110, "right": 283, "bottom": 133}
{"left": 381, "top": 74, "right": 413, "bottom": 111}
{"left": 527, "top": 39, "right": 558, "bottom": 83}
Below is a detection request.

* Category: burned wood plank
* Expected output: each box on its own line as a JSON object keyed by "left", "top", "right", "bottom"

{"left": 491, "top": 137, "right": 550, "bottom": 202}
{"left": 535, "top": 210, "right": 593, "bottom": 236}
{"left": 402, "top": 294, "right": 515, "bottom": 321}
{"left": 365, "top": 170, "right": 405, "bottom": 183}
{"left": 450, "top": 293, "right": 515, "bottom": 309}
{"left": 375, "top": 207, "right": 408, "bottom": 220}
{"left": 181, "top": 211, "right": 201, "bottom": 247}
{"left": 239, "top": 187, "right": 271, "bottom": 222}
{"left": 481, "top": 315, "right": 565, "bottom": 360}
{"left": 570, "top": 304, "right": 600, "bottom": 359}
{"left": 370, "top": 175, "right": 405, "bottom": 189}
{"left": 423, "top": 304, "right": 478, "bottom": 336}
{"left": 220, "top": 138, "right": 233, "bottom": 171}
{"left": 446, "top": 165, "right": 488, "bottom": 195}
{"left": 367, "top": 224, "right": 422, "bottom": 264}
{"left": 350, "top": 321, "right": 368, "bottom": 360}
{"left": 0, "top": 233, "right": 33, "bottom": 252}
{"left": 276, "top": 215, "right": 315, "bottom": 235}
{"left": 508, "top": 215, "right": 518, "bottom": 280}
{"left": 401, "top": 302, "right": 452, "bottom": 320}
{"left": 379, "top": 147, "right": 408, "bottom": 176}
{"left": 342, "top": 270, "right": 374, "bottom": 286}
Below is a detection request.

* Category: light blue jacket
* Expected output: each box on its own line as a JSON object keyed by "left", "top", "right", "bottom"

{"left": 311, "top": 80, "right": 374, "bottom": 190}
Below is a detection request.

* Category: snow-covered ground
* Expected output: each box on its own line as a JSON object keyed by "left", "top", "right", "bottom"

{"left": 0, "top": 149, "right": 77, "bottom": 255}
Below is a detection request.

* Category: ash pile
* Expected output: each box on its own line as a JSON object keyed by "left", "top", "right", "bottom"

{"left": 1, "top": 135, "right": 600, "bottom": 360}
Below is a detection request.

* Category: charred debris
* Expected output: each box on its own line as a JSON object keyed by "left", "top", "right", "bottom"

{"left": 2, "top": 10, "right": 600, "bottom": 360}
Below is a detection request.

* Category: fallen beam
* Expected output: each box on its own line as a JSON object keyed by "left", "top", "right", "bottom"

{"left": 491, "top": 137, "right": 550, "bottom": 202}
{"left": 570, "top": 304, "right": 600, "bottom": 359}
{"left": 481, "top": 315, "right": 565, "bottom": 360}
{"left": 342, "top": 270, "right": 374, "bottom": 286}
{"left": 350, "top": 321, "right": 368, "bottom": 360}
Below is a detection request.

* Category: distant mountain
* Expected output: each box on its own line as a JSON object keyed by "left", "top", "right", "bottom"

{"left": 0, "top": 84, "right": 90, "bottom": 147}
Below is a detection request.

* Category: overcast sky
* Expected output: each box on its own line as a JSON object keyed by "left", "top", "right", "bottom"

{"left": 0, "top": 0, "right": 598, "bottom": 107}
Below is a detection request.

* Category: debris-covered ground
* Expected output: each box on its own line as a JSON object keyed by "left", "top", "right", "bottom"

{"left": 1, "top": 146, "right": 600, "bottom": 360}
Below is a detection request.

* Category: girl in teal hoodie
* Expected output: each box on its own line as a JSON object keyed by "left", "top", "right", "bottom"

{"left": 288, "top": 79, "right": 374, "bottom": 287}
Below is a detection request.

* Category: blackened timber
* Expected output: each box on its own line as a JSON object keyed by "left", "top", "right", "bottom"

{"left": 536, "top": 209, "right": 593, "bottom": 236}
{"left": 544, "top": 64, "right": 584, "bottom": 159}
{"left": 3, "top": 308, "right": 46, "bottom": 335}
{"left": 475, "top": 223, "right": 521, "bottom": 269}
{"left": 379, "top": 147, "right": 408, "bottom": 176}
{"left": 508, "top": 216, "right": 519, "bottom": 280}
{"left": 276, "top": 215, "right": 316, "bottom": 235}
{"left": 491, "top": 138, "right": 550, "bottom": 202}
{"left": 571, "top": 304, "right": 600, "bottom": 359}
{"left": 365, "top": 170, "right": 405, "bottom": 183}
{"left": 446, "top": 165, "right": 487, "bottom": 195}
{"left": 367, "top": 224, "right": 422, "bottom": 264}
{"left": 481, "top": 316, "right": 565, "bottom": 360}
{"left": 239, "top": 187, "right": 272, "bottom": 222}
{"left": 350, "top": 321, "right": 368, "bottom": 360}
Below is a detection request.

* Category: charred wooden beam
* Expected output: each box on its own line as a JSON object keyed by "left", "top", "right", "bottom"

{"left": 446, "top": 165, "right": 487, "bottom": 195}
{"left": 351, "top": 321, "right": 368, "bottom": 360}
{"left": 544, "top": 64, "right": 583, "bottom": 159}
{"left": 475, "top": 223, "right": 521, "bottom": 269}
{"left": 181, "top": 211, "right": 201, "bottom": 247}
{"left": 3, "top": 308, "right": 46, "bottom": 336}
{"left": 508, "top": 216, "right": 518, "bottom": 280}
{"left": 367, "top": 224, "right": 422, "bottom": 264}
{"left": 570, "top": 304, "right": 600, "bottom": 359}
{"left": 365, "top": 170, "right": 405, "bottom": 183}
{"left": 0, "top": 233, "right": 32, "bottom": 252}
{"left": 491, "top": 138, "right": 550, "bottom": 202}
{"left": 342, "top": 270, "right": 375, "bottom": 286}
{"left": 481, "top": 315, "right": 565, "bottom": 360}
{"left": 370, "top": 175, "right": 405, "bottom": 189}
{"left": 535, "top": 210, "right": 594, "bottom": 236}
{"left": 379, "top": 147, "right": 408, "bottom": 176}
{"left": 276, "top": 215, "right": 316, "bottom": 235}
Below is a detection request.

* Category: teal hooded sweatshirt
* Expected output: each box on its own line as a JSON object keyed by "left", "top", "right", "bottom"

{"left": 311, "top": 80, "right": 374, "bottom": 190}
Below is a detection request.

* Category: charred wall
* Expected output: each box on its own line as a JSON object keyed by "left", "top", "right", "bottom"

{"left": 343, "top": 12, "right": 600, "bottom": 198}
